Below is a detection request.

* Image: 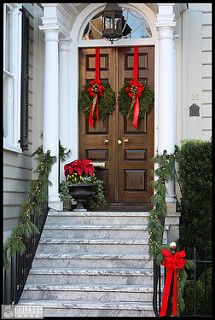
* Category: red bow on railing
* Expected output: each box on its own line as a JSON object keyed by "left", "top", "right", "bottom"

{"left": 160, "top": 248, "right": 187, "bottom": 317}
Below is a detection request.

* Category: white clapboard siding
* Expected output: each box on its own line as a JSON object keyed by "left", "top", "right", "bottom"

{"left": 201, "top": 6, "right": 212, "bottom": 140}
{"left": 201, "top": 104, "right": 211, "bottom": 118}
{"left": 3, "top": 10, "right": 35, "bottom": 234}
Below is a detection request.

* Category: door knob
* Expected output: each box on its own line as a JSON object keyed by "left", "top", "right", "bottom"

{"left": 104, "top": 139, "right": 109, "bottom": 144}
{"left": 117, "top": 139, "right": 122, "bottom": 145}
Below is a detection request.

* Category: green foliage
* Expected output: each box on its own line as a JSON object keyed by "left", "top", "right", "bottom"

{"left": 79, "top": 81, "right": 115, "bottom": 120}
{"left": 3, "top": 148, "right": 56, "bottom": 268}
{"left": 183, "top": 267, "right": 212, "bottom": 315}
{"left": 148, "top": 150, "right": 176, "bottom": 259}
{"left": 176, "top": 140, "right": 212, "bottom": 255}
{"left": 118, "top": 81, "right": 154, "bottom": 119}
{"left": 59, "top": 176, "right": 107, "bottom": 211}
{"left": 59, "top": 141, "right": 71, "bottom": 162}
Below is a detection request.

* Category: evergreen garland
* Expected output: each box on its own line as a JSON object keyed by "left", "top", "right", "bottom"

{"left": 79, "top": 81, "right": 115, "bottom": 120}
{"left": 3, "top": 147, "right": 56, "bottom": 268}
{"left": 148, "top": 148, "right": 195, "bottom": 315}
{"left": 148, "top": 150, "right": 176, "bottom": 260}
{"left": 118, "top": 81, "right": 154, "bottom": 120}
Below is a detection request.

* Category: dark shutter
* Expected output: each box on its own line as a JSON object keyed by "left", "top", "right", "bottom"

{"left": 20, "top": 7, "right": 30, "bottom": 151}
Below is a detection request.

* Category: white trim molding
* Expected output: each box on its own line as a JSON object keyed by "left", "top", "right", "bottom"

{"left": 3, "top": 3, "right": 22, "bottom": 153}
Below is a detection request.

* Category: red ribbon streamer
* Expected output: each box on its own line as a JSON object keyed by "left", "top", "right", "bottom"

{"left": 132, "top": 47, "right": 140, "bottom": 128}
{"left": 160, "top": 248, "right": 187, "bottom": 317}
{"left": 89, "top": 48, "right": 100, "bottom": 128}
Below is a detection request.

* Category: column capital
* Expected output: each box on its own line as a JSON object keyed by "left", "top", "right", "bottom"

{"left": 39, "top": 3, "right": 72, "bottom": 38}
{"left": 42, "top": 29, "right": 60, "bottom": 42}
{"left": 156, "top": 2, "right": 176, "bottom": 30}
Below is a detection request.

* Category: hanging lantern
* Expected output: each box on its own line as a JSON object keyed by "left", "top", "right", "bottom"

{"left": 102, "top": 3, "right": 123, "bottom": 43}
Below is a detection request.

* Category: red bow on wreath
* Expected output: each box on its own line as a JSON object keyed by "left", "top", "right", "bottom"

{"left": 87, "top": 79, "right": 105, "bottom": 128}
{"left": 126, "top": 80, "right": 144, "bottom": 128}
{"left": 160, "top": 248, "right": 187, "bottom": 317}
{"left": 87, "top": 48, "right": 105, "bottom": 128}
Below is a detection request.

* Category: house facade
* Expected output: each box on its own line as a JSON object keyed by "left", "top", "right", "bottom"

{"left": 3, "top": 3, "right": 212, "bottom": 242}
{"left": 3, "top": 2, "right": 212, "bottom": 315}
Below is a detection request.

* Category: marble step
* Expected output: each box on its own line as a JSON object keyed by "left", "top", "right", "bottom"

{"left": 18, "top": 299, "right": 155, "bottom": 317}
{"left": 32, "top": 253, "right": 153, "bottom": 269}
{"left": 46, "top": 211, "right": 150, "bottom": 226}
{"left": 37, "top": 238, "right": 155, "bottom": 255}
{"left": 21, "top": 283, "right": 153, "bottom": 302}
{"left": 26, "top": 268, "right": 153, "bottom": 285}
{"left": 42, "top": 224, "right": 168, "bottom": 239}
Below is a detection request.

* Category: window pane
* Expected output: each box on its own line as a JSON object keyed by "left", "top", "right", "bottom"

{"left": 3, "top": 75, "right": 13, "bottom": 138}
{"left": 5, "top": 5, "right": 12, "bottom": 71}
{"left": 82, "top": 8, "right": 152, "bottom": 40}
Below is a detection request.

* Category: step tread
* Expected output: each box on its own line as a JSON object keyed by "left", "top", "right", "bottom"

{"left": 24, "top": 283, "right": 153, "bottom": 292}
{"left": 39, "top": 238, "right": 150, "bottom": 244}
{"left": 34, "top": 253, "right": 151, "bottom": 260}
{"left": 18, "top": 299, "right": 153, "bottom": 310}
{"left": 48, "top": 211, "right": 150, "bottom": 217}
{"left": 29, "top": 267, "right": 153, "bottom": 276}
{"left": 43, "top": 224, "right": 169, "bottom": 230}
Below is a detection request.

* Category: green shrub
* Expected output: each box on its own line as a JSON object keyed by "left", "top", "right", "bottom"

{"left": 176, "top": 140, "right": 212, "bottom": 256}
{"left": 183, "top": 267, "right": 212, "bottom": 315}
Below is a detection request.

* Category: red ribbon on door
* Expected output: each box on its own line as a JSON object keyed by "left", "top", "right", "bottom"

{"left": 125, "top": 47, "right": 144, "bottom": 128}
{"left": 160, "top": 248, "right": 187, "bottom": 317}
{"left": 132, "top": 46, "right": 140, "bottom": 128}
{"left": 88, "top": 48, "right": 101, "bottom": 128}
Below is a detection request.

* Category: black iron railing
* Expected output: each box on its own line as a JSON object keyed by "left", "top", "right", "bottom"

{"left": 153, "top": 246, "right": 212, "bottom": 317}
{"left": 3, "top": 184, "right": 49, "bottom": 305}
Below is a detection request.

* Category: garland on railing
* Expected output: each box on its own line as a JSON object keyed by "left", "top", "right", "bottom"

{"left": 148, "top": 150, "right": 176, "bottom": 260}
{"left": 3, "top": 147, "right": 56, "bottom": 268}
{"left": 148, "top": 148, "right": 195, "bottom": 316}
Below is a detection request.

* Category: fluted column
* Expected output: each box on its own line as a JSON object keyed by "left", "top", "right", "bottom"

{"left": 59, "top": 39, "right": 72, "bottom": 181}
{"left": 43, "top": 29, "right": 62, "bottom": 210}
{"left": 156, "top": 4, "right": 176, "bottom": 202}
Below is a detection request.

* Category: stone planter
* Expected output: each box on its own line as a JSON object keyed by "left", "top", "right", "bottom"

{"left": 67, "top": 183, "right": 97, "bottom": 211}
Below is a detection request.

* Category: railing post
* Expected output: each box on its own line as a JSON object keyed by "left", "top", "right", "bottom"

{"left": 193, "top": 247, "right": 197, "bottom": 316}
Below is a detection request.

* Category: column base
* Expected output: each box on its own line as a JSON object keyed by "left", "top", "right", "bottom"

{"left": 48, "top": 200, "right": 63, "bottom": 211}
{"left": 165, "top": 202, "right": 181, "bottom": 243}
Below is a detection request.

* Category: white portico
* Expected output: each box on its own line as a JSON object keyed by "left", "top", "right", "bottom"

{"left": 39, "top": 3, "right": 186, "bottom": 210}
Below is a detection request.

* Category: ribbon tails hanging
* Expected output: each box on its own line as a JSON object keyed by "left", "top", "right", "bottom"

{"left": 125, "top": 47, "right": 144, "bottom": 128}
{"left": 132, "top": 46, "right": 140, "bottom": 128}
{"left": 88, "top": 48, "right": 104, "bottom": 128}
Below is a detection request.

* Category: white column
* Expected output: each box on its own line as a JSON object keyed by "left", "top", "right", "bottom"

{"left": 59, "top": 39, "right": 72, "bottom": 181}
{"left": 156, "top": 4, "right": 176, "bottom": 202}
{"left": 43, "top": 29, "right": 63, "bottom": 210}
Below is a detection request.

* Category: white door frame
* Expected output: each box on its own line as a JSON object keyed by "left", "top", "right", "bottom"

{"left": 68, "top": 3, "right": 159, "bottom": 162}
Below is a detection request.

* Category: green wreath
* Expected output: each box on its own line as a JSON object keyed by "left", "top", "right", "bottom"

{"left": 118, "top": 81, "right": 154, "bottom": 120}
{"left": 79, "top": 80, "right": 115, "bottom": 120}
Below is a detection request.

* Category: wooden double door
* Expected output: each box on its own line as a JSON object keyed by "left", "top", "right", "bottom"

{"left": 79, "top": 47, "right": 154, "bottom": 210}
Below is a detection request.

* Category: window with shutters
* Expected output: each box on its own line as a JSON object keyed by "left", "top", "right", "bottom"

{"left": 3, "top": 3, "right": 22, "bottom": 152}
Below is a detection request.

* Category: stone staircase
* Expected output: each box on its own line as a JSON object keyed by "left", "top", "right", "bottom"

{"left": 19, "top": 210, "right": 167, "bottom": 317}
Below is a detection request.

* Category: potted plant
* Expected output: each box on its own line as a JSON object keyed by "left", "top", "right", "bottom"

{"left": 60, "top": 159, "right": 106, "bottom": 211}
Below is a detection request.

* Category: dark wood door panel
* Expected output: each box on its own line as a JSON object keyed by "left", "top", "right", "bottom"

{"left": 79, "top": 46, "right": 154, "bottom": 208}
{"left": 118, "top": 47, "right": 154, "bottom": 204}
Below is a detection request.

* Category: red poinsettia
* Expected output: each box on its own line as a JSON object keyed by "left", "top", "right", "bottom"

{"left": 125, "top": 80, "right": 145, "bottom": 98}
{"left": 87, "top": 80, "right": 105, "bottom": 98}
{"left": 64, "top": 159, "right": 94, "bottom": 178}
